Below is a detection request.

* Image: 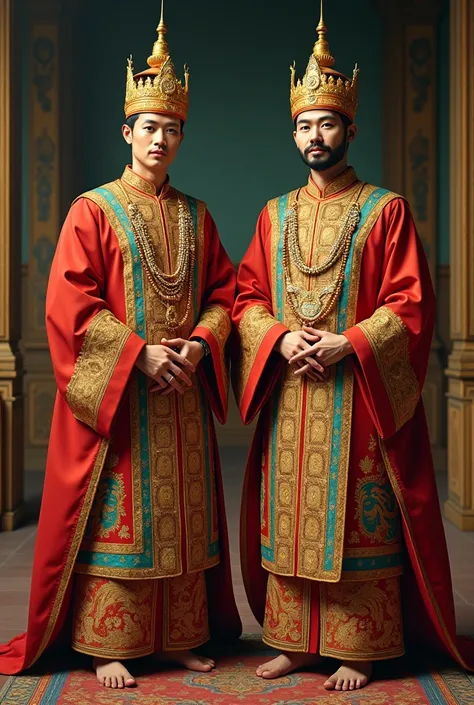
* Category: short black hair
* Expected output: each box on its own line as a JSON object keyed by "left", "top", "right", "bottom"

{"left": 125, "top": 114, "right": 185, "bottom": 132}
{"left": 293, "top": 111, "right": 352, "bottom": 131}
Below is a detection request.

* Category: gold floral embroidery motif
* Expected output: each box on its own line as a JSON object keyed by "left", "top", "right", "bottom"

{"left": 72, "top": 573, "right": 157, "bottom": 658}
{"left": 66, "top": 310, "right": 132, "bottom": 431}
{"left": 197, "top": 305, "right": 231, "bottom": 352}
{"left": 357, "top": 307, "right": 419, "bottom": 431}
{"left": 320, "top": 577, "right": 405, "bottom": 660}
{"left": 235, "top": 305, "right": 282, "bottom": 406}
{"left": 85, "top": 470, "right": 126, "bottom": 540}
{"left": 263, "top": 572, "right": 311, "bottom": 652}
{"left": 162, "top": 571, "right": 209, "bottom": 650}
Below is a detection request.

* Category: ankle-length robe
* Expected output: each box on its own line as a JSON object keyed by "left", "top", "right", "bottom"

{"left": 234, "top": 167, "right": 473, "bottom": 669}
{"left": 0, "top": 166, "right": 241, "bottom": 675}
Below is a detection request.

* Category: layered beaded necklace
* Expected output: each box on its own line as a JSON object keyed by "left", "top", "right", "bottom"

{"left": 283, "top": 182, "right": 365, "bottom": 325}
{"left": 119, "top": 183, "right": 195, "bottom": 331}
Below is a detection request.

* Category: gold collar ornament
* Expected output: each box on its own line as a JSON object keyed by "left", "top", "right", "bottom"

{"left": 124, "top": 0, "right": 189, "bottom": 121}
{"left": 290, "top": 0, "right": 359, "bottom": 122}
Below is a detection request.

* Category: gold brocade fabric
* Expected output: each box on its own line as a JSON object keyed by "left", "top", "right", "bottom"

{"left": 263, "top": 572, "right": 404, "bottom": 661}
{"left": 72, "top": 571, "right": 209, "bottom": 658}
{"left": 74, "top": 169, "right": 221, "bottom": 580}
{"left": 260, "top": 178, "right": 398, "bottom": 582}
{"left": 263, "top": 573, "right": 311, "bottom": 652}
{"left": 66, "top": 310, "right": 132, "bottom": 431}
{"left": 235, "top": 305, "right": 282, "bottom": 407}
{"left": 357, "top": 307, "right": 419, "bottom": 431}
{"left": 320, "top": 577, "right": 404, "bottom": 660}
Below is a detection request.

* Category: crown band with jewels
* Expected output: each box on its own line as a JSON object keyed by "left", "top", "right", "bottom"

{"left": 124, "top": 0, "right": 189, "bottom": 121}
{"left": 290, "top": 0, "right": 359, "bottom": 122}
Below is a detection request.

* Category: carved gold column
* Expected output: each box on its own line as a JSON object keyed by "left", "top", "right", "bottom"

{"left": 444, "top": 0, "right": 474, "bottom": 530}
{"left": 377, "top": 0, "right": 444, "bottom": 467}
{"left": 0, "top": 0, "right": 25, "bottom": 530}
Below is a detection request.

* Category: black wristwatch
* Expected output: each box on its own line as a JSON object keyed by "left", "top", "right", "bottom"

{"left": 192, "top": 336, "right": 211, "bottom": 357}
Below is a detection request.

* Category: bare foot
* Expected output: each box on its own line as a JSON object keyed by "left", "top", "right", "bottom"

{"left": 323, "top": 660, "right": 372, "bottom": 691}
{"left": 93, "top": 657, "right": 136, "bottom": 688}
{"left": 256, "top": 651, "right": 320, "bottom": 679}
{"left": 157, "top": 649, "right": 215, "bottom": 672}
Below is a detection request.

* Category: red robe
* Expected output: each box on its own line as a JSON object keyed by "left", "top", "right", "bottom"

{"left": 0, "top": 167, "right": 241, "bottom": 675}
{"left": 234, "top": 169, "right": 474, "bottom": 669}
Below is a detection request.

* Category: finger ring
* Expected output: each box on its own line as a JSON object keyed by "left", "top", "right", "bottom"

{"left": 166, "top": 373, "right": 174, "bottom": 383}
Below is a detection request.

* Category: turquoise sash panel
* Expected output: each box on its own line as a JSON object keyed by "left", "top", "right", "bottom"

{"left": 77, "top": 186, "right": 152, "bottom": 570}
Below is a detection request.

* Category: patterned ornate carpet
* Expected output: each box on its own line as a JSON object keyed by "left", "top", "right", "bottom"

{"left": 1, "top": 636, "right": 473, "bottom": 704}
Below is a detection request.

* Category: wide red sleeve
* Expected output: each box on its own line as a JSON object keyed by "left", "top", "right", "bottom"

{"left": 190, "top": 210, "right": 236, "bottom": 424}
{"left": 232, "top": 206, "right": 289, "bottom": 424}
{"left": 343, "top": 198, "right": 435, "bottom": 438}
{"left": 46, "top": 198, "right": 145, "bottom": 438}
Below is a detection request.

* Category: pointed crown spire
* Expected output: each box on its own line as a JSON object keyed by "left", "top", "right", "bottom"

{"left": 148, "top": 0, "right": 170, "bottom": 68}
{"left": 289, "top": 0, "right": 359, "bottom": 122}
{"left": 124, "top": 0, "right": 189, "bottom": 121}
{"left": 313, "top": 0, "right": 335, "bottom": 67}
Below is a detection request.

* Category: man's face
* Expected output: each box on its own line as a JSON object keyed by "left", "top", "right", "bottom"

{"left": 293, "top": 110, "right": 356, "bottom": 171}
{"left": 122, "top": 113, "right": 184, "bottom": 172}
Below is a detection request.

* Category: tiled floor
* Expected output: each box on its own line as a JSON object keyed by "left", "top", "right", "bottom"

{"left": 0, "top": 447, "right": 473, "bottom": 682}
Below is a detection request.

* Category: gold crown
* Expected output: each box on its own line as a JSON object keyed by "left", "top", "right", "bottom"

{"left": 290, "top": 0, "right": 359, "bottom": 122}
{"left": 124, "top": 0, "right": 189, "bottom": 121}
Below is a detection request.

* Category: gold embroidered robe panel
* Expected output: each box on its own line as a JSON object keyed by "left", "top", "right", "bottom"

{"left": 69, "top": 168, "right": 232, "bottom": 579}
{"left": 235, "top": 170, "right": 404, "bottom": 583}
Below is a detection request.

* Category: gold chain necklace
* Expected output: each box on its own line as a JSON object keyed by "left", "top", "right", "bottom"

{"left": 119, "top": 183, "right": 195, "bottom": 331}
{"left": 283, "top": 182, "right": 365, "bottom": 325}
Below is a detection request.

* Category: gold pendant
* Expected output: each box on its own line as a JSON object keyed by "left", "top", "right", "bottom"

{"left": 166, "top": 305, "right": 178, "bottom": 327}
{"left": 300, "top": 301, "right": 321, "bottom": 318}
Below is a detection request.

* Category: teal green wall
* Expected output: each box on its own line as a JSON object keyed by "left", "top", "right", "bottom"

{"left": 437, "top": 1, "right": 450, "bottom": 265}
{"left": 75, "top": 0, "right": 382, "bottom": 262}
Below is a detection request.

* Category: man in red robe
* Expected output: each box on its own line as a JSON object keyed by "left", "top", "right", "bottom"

{"left": 233, "top": 9, "right": 473, "bottom": 693}
{"left": 0, "top": 8, "right": 241, "bottom": 688}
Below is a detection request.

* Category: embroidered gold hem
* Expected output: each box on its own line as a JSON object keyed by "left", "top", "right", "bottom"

{"left": 72, "top": 571, "right": 209, "bottom": 658}
{"left": 235, "top": 305, "right": 282, "bottom": 406}
{"left": 33, "top": 438, "right": 110, "bottom": 664}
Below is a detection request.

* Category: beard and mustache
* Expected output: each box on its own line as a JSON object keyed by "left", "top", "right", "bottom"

{"left": 299, "top": 136, "right": 348, "bottom": 172}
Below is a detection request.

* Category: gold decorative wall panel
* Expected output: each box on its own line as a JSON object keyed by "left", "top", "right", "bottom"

{"left": 378, "top": 0, "right": 444, "bottom": 466}
{"left": 23, "top": 8, "right": 59, "bottom": 470}
{"left": 0, "top": 0, "right": 24, "bottom": 530}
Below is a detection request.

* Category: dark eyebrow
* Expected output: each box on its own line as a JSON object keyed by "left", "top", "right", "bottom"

{"left": 297, "top": 114, "right": 337, "bottom": 127}
{"left": 142, "top": 118, "right": 180, "bottom": 129}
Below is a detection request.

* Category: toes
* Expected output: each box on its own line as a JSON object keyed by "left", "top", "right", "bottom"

{"left": 125, "top": 677, "right": 136, "bottom": 688}
{"left": 111, "top": 676, "right": 117, "bottom": 689}
{"left": 323, "top": 678, "right": 336, "bottom": 690}
{"left": 105, "top": 677, "right": 111, "bottom": 688}
{"left": 342, "top": 679, "right": 349, "bottom": 691}
{"left": 335, "top": 677, "right": 344, "bottom": 690}
{"left": 356, "top": 678, "right": 361, "bottom": 689}
{"left": 349, "top": 679, "right": 355, "bottom": 690}
{"left": 117, "top": 677, "right": 124, "bottom": 689}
